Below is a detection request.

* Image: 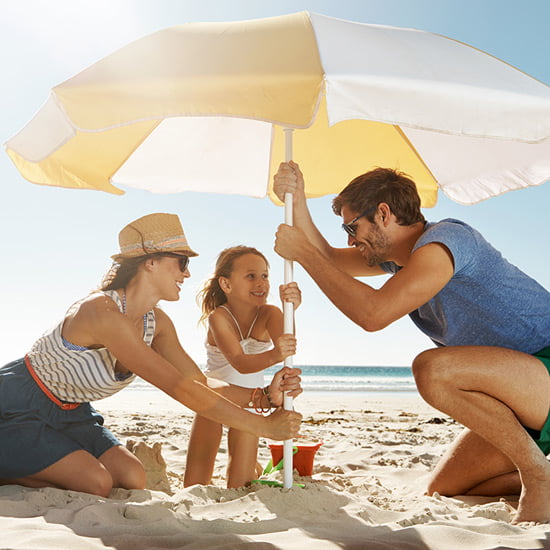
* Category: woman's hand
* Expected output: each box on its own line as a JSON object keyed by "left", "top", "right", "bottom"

{"left": 263, "top": 407, "right": 302, "bottom": 441}
{"left": 267, "top": 366, "right": 302, "bottom": 407}
{"left": 279, "top": 282, "right": 302, "bottom": 310}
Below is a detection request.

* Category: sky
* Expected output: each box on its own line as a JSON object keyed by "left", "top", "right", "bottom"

{"left": 1, "top": 0, "right": 549, "bottom": 368}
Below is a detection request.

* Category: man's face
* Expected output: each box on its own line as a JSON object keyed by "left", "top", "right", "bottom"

{"left": 341, "top": 205, "right": 391, "bottom": 267}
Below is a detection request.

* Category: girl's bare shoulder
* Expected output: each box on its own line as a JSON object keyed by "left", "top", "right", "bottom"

{"left": 209, "top": 306, "right": 236, "bottom": 329}
{"left": 257, "top": 304, "right": 283, "bottom": 325}
{"left": 260, "top": 304, "right": 282, "bottom": 316}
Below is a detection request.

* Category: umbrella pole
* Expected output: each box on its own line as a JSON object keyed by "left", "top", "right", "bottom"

{"left": 283, "top": 128, "right": 294, "bottom": 489}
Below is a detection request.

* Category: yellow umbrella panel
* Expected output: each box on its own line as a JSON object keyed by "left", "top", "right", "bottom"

{"left": 269, "top": 99, "right": 438, "bottom": 207}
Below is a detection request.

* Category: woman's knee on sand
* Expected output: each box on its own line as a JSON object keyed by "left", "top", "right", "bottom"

{"left": 99, "top": 445, "right": 147, "bottom": 493}
{"left": 79, "top": 457, "right": 146, "bottom": 497}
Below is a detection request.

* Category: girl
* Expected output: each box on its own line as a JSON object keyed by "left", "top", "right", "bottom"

{"left": 184, "top": 246, "right": 301, "bottom": 488}
{"left": 0, "top": 214, "right": 302, "bottom": 497}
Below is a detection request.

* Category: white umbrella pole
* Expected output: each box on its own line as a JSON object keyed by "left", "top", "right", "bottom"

{"left": 283, "top": 128, "right": 294, "bottom": 489}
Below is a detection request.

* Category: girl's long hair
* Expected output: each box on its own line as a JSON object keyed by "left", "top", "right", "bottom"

{"left": 198, "top": 246, "right": 268, "bottom": 324}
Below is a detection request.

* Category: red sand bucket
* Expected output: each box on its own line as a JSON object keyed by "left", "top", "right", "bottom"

{"left": 268, "top": 439, "right": 323, "bottom": 476}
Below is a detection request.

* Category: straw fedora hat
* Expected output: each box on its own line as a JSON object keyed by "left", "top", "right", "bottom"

{"left": 111, "top": 213, "right": 198, "bottom": 262}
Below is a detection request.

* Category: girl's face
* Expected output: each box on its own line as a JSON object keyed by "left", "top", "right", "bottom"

{"left": 223, "top": 253, "right": 269, "bottom": 305}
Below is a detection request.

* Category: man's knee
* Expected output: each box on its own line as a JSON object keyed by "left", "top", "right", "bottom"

{"left": 425, "top": 476, "right": 453, "bottom": 497}
{"left": 412, "top": 349, "right": 452, "bottom": 402}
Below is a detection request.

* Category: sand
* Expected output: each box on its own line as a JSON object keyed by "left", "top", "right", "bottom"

{"left": 1, "top": 390, "right": 549, "bottom": 549}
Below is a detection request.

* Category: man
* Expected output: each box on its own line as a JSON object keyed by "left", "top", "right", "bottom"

{"left": 273, "top": 161, "right": 550, "bottom": 523}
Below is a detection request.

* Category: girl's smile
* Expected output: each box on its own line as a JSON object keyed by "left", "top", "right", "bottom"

{"left": 223, "top": 253, "right": 270, "bottom": 305}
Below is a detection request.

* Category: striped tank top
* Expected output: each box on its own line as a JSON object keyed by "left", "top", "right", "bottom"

{"left": 26, "top": 290, "right": 155, "bottom": 403}
{"left": 204, "top": 305, "right": 272, "bottom": 389}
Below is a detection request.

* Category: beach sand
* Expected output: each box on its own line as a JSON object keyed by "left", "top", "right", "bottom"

{"left": 2, "top": 390, "right": 549, "bottom": 549}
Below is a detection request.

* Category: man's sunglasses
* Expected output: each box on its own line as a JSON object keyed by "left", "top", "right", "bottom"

{"left": 341, "top": 206, "right": 377, "bottom": 238}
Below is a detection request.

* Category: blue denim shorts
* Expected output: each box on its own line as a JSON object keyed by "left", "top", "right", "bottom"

{"left": 0, "top": 358, "right": 120, "bottom": 478}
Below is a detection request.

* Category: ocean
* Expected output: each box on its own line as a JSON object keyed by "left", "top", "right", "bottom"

{"left": 129, "top": 365, "right": 417, "bottom": 394}
{"left": 265, "top": 365, "right": 416, "bottom": 392}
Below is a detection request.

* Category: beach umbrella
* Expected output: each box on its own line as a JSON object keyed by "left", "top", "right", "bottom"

{"left": 6, "top": 11, "right": 550, "bottom": 206}
{"left": 5, "top": 11, "right": 550, "bottom": 488}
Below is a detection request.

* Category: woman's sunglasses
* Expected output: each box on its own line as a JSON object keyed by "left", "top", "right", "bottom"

{"left": 157, "top": 253, "right": 190, "bottom": 272}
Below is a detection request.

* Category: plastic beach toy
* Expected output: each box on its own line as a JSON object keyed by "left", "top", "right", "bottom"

{"left": 268, "top": 438, "right": 324, "bottom": 476}
{"left": 251, "top": 446, "right": 305, "bottom": 488}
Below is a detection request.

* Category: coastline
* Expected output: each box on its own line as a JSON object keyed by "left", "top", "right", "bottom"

{"left": 1, "top": 389, "right": 549, "bottom": 549}
{"left": 97, "top": 387, "right": 428, "bottom": 415}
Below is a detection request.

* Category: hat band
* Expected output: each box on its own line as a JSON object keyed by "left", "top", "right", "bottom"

{"left": 120, "top": 235, "right": 190, "bottom": 256}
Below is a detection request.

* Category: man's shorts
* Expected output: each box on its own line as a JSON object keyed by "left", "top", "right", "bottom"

{"left": 526, "top": 347, "right": 550, "bottom": 455}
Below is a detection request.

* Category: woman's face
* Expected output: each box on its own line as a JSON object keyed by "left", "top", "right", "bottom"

{"left": 153, "top": 254, "right": 191, "bottom": 301}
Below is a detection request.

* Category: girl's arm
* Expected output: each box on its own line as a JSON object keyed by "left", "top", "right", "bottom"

{"left": 209, "top": 305, "right": 296, "bottom": 374}
{"left": 75, "top": 297, "right": 301, "bottom": 440}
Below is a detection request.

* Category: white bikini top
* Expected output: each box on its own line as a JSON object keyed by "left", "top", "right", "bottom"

{"left": 204, "top": 305, "right": 272, "bottom": 381}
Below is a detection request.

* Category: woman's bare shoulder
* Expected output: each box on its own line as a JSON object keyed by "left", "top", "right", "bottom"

{"left": 151, "top": 306, "right": 173, "bottom": 329}
{"left": 75, "top": 291, "right": 121, "bottom": 317}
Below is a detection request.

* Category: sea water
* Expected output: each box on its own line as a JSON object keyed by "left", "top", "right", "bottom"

{"left": 128, "top": 365, "right": 416, "bottom": 393}
{"left": 266, "top": 365, "right": 415, "bottom": 392}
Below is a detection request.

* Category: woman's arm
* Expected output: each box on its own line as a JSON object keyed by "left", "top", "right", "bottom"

{"left": 152, "top": 307, "right": 301, "bottom": 400}
{"left": 76, "top": 299, "right": 301, "bottom": 440}
{"left": 152, "top": 309, "right": 302, "bottom": 439}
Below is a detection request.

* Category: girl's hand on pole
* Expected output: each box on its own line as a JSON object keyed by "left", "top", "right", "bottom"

{"left": 264, "top": 407, "right": 302, "bottom": 441}
{"left": 273, "top": 333, "right": 297, "bottom": 361}
{"left": 279, "top": 281, "right": 302, "bottom": 310}
{"left": 268, "top": 366, "right": 302, "bottom": 407}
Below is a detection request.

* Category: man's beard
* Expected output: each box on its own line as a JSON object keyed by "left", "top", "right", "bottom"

{"left": 361, "top": 224, "right": 391, "bottom": 267}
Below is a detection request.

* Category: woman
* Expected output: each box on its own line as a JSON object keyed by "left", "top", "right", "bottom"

{"left": 0, "top": 213, "right": 302, "bottom": 497}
